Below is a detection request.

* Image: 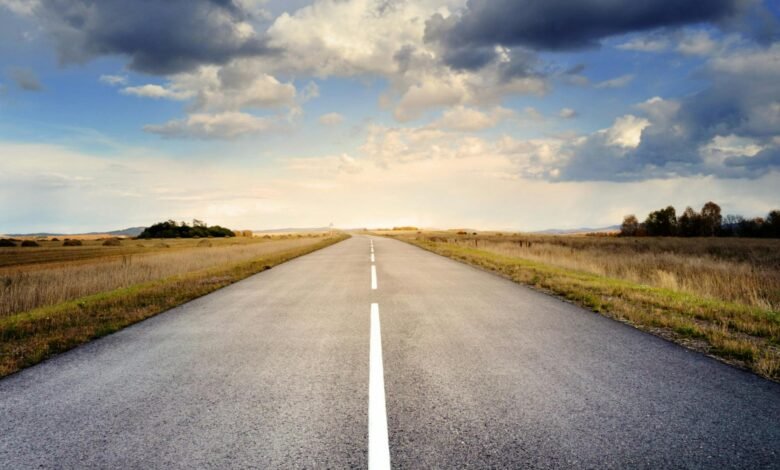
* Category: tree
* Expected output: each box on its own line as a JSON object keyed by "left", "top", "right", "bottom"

{"left": 700, "top": 201, "right": 722, "bottom": 237}
{"left": 766, "top": 210, "right": 780, "bottom": 238}
{"left": 620, "top": 214, "right": 640, "bottom": 236}
{"left": 644, "top": 206, "right": 677, "bottom": 236}
{"left": 138, "top": 220, "right": 235, "bottom": 239}
{"left": 738, "top": 217, "right": 764, "bottom": 238}
{"left": 721, "top": 214, "right": 744, "bottom": 237}
{"left": 677, "top": 206, "right": 701, "bottom": 237}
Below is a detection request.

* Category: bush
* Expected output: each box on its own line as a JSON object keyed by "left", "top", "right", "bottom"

{"left": 0, "top": 239, "right": 17, "bottom": 247}
{"left": 102, "top": 238, "right": 121, "bottom": 246}
{"left": 63, "top": 239, "right": 83, "bottom": 247}
{"left": 197, "top": 240, "right": 212, "bottom": 247}
{"left": 21, "top": 240, "right": 40, "bottom": 247}
{"left": 138, "top": 220, "right": 235, "bottom": 239}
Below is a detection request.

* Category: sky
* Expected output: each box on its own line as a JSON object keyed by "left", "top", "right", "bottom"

{"left": 0, "top": 0, "right": 779, "bottom": 233}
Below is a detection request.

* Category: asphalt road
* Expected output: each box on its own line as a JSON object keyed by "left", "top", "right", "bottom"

{"left": 1, "top": 235, "right": 779, "bottom": 469}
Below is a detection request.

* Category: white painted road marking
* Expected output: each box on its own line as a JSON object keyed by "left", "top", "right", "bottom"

{"left": 371, "top": 253, "right": 375, "bottom": 263}
{"left": 369, "top": 303, "right": 391, "bottom": 470}
{"left": 371, "top": 265, "right": 378, "bottom": 290}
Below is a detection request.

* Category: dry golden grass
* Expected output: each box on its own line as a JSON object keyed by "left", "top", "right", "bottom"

{"left": 0, "top": 234, "right": 348, "bottom": 377}
{"left": 0, "top": 235, "right": 332, "bottom": 318}
{"left": 425, "top": 233, "right": 780, "bottom": 310}
{"left": 386, "top": 231, "right": 780, "bottom": 381}
{"left": 0, "top": 235, "right": 324, "bottom": 268}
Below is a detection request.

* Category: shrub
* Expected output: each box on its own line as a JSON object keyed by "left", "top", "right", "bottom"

{"left": 197, "top": 240, "right": 212, "bottom": 247}
{"left": 63, "top": 239, "right": 83, "bottom": 247}
{"left": 0, "top": 239, "right": 17, "bottom": 247}
{"left": 21, "top": 240, "right": 40, "bottom": 247}
{"left": 138, "top": 220, "right": 235, "bottom": 239}
{"left": 102, "top": 238, "right": 121, "bottom": 246}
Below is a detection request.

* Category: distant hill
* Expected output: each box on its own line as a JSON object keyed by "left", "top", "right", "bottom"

{"left": 5, "top": 226, "right": 146, "bottom": 238}
{"left": 102, "top": 227, "right": 146, "bottom": 237}
{"left": 533, "top": 225, "right": 620, "bottom": 235}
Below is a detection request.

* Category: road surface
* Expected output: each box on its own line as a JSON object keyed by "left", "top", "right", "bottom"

{"left": 1, "top": 235, "right": 779, "bottom": 468}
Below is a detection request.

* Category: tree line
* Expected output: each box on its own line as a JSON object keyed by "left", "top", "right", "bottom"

{"left": 620, "top": 202, "right": 780, "bottom": 238}
{"left": 137, "top": 220, "right": 235, "bottom": 239}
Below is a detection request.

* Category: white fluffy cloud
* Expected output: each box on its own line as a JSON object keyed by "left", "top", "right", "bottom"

{"left": 121, "top": 84, "right": 192, "bottom": 100}
{"left": 431, "top": 105, "right": 514, "bottom": 131}
{"left": 604, "top": 115, "right": 650, "bottom": 148}
{"left": 123, "top": 62, "right": 297, "bottom": 111}
{"left": 144, "top": 112, "right": 278, "bottom": 139}
{"left": 263, "top": 0, "right": 546, "bottom": 121}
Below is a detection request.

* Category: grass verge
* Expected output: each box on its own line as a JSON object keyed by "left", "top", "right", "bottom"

{"left": 393, "top": 236, "right": 780, "bottom": 382}
{"left": 0, "top": 234, "right": 348, "bottom": 378}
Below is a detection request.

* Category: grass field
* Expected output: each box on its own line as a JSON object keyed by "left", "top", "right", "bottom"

{"left": 380, "top": 230, "right": 780, "bottom": 381}
{"left": 0, "top": 233, "right": 347, "bottom": 378}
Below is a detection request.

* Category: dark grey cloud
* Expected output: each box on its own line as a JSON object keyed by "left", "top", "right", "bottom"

{"left": 427, "top": 0, "right": 749, "bottom": 68}
{"left": 7, "top": 67, "right": 42, "bottom": 91}
{"left": 34, "top": 0, "right": 274, "bottom": 74}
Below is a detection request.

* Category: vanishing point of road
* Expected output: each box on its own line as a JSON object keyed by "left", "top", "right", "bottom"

{"left": 1, "top": 236, "right": 779, "bottom": 468}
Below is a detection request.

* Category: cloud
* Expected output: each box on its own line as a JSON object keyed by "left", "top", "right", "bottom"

{"left": 264, "top": 0, "right": 456, "bottom": 77}
{"left": 121, "top": 62, "right": 297, "bottom": 111}
{"left": 431, "top": 105, "right": 513, "bottom": 131}
{"left": 3, "top": 138, "right": 780, "bottom": 234}
{"left": 617, "top": 35, "right": 670, "bottom": 52}
{"left": 677, "top": 30, "right": 719, "bottom": 55}
{"left": 319, "top": 112, "right": 344, "bottom": 126}
{"left": 595, "top": 74, "right": 635, "bottom": 89}
{"left": 7, "top": 66, "right": 42, "bottom": 91}
{"left": 27, "top": 0, "right": 274, "bottom": 74}
{"left": 121, "top": 84, "right": 192, "bottom": 100}
{"left": 559, "top": 108, "right": 578, "bottom": 119}
{"left": 556, "top": 43, "right": 780, "bottom": 181}
{"left": 189, "top": 63, "right": 297, "bottom": 111}
{"left": 616, "top": 28, "right": 731, "bottom": 56}
{"left": 390, "top": 55, "right": 547, "bottom": 121}
{"left": 353, "top": 38, "right": 780, "bottom": 183}
{"left": 604, "top": 115, "right": 650, "bottom": 148}
{"left": 99, "top": 74, "right": 127, "bottom": 86}
{"left": 144, "top": 112, "right": 278, "bottom": 139}
{"left": 427, "top": 0, "right": 745, "bottom": 57}
{"left": 262, "top": 1, "right": 548, "bottom": 120}
{"left": 0, "top": 0, "right": 39, "bottom": 16}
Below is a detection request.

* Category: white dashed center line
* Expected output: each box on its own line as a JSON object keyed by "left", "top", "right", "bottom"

{"left": 371, "top": 264, "right": 378, "bottom": 290}
{"left": 368, "top": 302, "right": 391, "bottom": 470}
